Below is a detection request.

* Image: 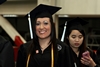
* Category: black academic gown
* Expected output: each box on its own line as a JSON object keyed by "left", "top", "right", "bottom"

{"left": 69, "top": 46, "right": 100, "bottom": 67}
{"left": 16, "top": 39, "right": 72, "bottom": 67}
{"left": 97, "top": 46, "right": 100, "bottom": 66}
{"left": 0, "top": 36, "right": 15, "bottom": 67}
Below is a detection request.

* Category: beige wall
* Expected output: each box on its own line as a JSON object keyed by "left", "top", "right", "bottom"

{"left": 56, "top": 0, "right": 100, "bottom": 15}
{"left": 0, "top": 1, "right": 37, "bottom": 15}
{"left": 38, "top": 0, "right": 55, "bottom": 5}
{"left": 1, "top": 0, "right": 100, "bottom": 15}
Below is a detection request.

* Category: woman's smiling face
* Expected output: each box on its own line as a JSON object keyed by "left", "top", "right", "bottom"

{"left": 36, "top": 17, "right": 51, "bottom": 39}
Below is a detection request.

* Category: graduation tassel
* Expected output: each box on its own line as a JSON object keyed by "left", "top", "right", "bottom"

{"left": 26, "top": 54, "right": 31, "bottom": 67}
{"left": 61, "top": 21, "right": 67, "bottom": 42}
{"left": 51, "top": 44, "right": 54, "bottom": 67}
{"left": 28, "top": 13, "right": 33, "bottom": 39}
{"left": 74, "top": 62, "right": 77, "bottom": 67}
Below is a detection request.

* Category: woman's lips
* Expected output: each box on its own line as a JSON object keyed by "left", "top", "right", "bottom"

{"left": 74, "top": 43, "right": 79, "bottom": 46}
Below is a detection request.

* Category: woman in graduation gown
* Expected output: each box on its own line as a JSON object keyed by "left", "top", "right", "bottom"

{"left": 0, "top": 35, "right": 15, "bottom": 67}
{"left": 64, "top": 17, "right": 100, "bottom": 67}
{"left": 16, "top": 4, "right": 72, "bottom": 67}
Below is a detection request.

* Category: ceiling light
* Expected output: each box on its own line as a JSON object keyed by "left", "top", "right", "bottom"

{"left": 3, "top": 14, "right": 18, "bottom": 17}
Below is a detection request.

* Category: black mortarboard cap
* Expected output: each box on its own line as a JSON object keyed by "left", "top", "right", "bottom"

{"left": 27, "top": 4, "right": 61, "bottom": 19}
{"left": 26, "top": 4, "right": 61, "bottom": 39}
{"left": 61, "top": 17, "right": 88, "bottom": 31}
{"left": 67, "top": 17, "right": 88, "bottom": 31}
{"left": 60, "top": 17, "right": 88, "bottom": 41}
{"left": 0, "top": 0, "right": 6, "bottom": 5}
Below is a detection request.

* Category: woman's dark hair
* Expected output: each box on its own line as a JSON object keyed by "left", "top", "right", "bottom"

{"left": 27, "top": 12, "right": 57, "bottom": 56}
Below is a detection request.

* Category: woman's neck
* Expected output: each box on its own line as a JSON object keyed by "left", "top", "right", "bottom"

{"left": 39, "top": 37, "right": 51, "bottom": 51}
{"left": 70, "top": 46, "right": 79, "bottom": 56}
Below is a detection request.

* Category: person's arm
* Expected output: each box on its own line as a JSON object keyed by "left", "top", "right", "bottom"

{"left": 56, "top": 39, "right": 72, "bottom": 67}
{"left": 0, "top": 41, "right": 15, "bottom": 67}
{"left": 16, "top": 45, "right": 26, "bottom": 67}
{"left": 16, "top": 42, "right": 31, "bottom": 67}
{"left": 81, "top": 48, "right": 100, "bottom": 67}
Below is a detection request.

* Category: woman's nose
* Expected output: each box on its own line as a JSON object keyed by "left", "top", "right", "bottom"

{"left": 75, "top": 38, "right": 79, "bottom": 41}
{"left": 40, "top": 24, "right": 44, "bottom": 29}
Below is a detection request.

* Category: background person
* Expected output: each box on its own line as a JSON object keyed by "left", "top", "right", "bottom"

{"left": 0, "top": 35, "right": 15, "bottom": 67}
{"left": 64, "top": 17, "right": 100, "bottom": 67}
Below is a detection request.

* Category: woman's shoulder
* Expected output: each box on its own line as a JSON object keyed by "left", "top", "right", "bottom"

{"left": 56, "top": 39, "right": 69, "bottom": 51}
{"left": 19, "top": 40, "right": 32, "bottom": 51}
{"left": 56, "top": 39, "right": 68, "bottom": 46}
{"left": 0, "top": 35, "right": 10, "bottom": 52}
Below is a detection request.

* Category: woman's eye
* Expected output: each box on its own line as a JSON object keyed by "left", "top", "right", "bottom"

{"left": 44, "top": 21, "right": 48, "bottom": 25}
{"left": 72, "top": 35, "right": 76, "bottom": 38}
{"left": 79, "top": 35, "right": 83, "bottom": 39}
{"left": 36, "top": 22, "right": 40, "bottom": 25}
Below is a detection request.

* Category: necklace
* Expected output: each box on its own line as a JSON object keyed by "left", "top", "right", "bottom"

{"left": 40, "top": 44, "right": 49, "bottom": 49}
{"left": 40, "top": 44, "right": 50, "bottom": 53}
